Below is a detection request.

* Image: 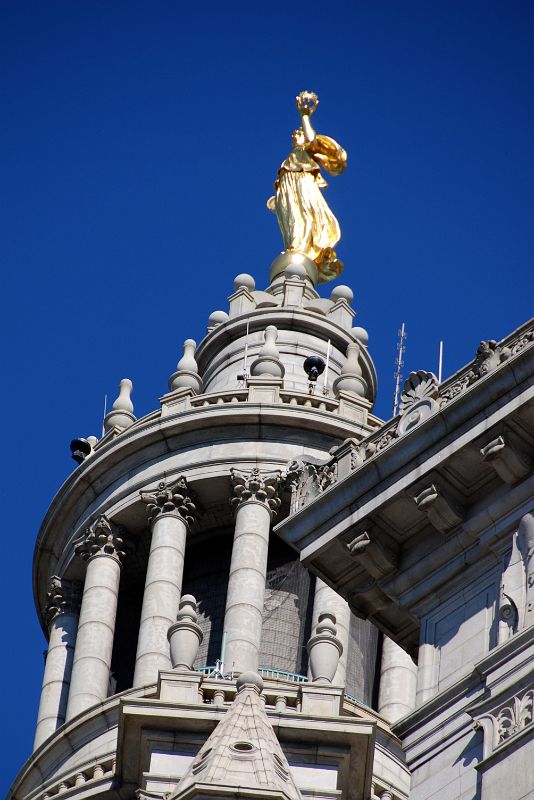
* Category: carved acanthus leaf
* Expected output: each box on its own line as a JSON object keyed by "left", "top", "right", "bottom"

{"left": 140, "top": 477, "right": 197, "bottom": 526}
{"left": 287, "top": 457, "right": 336, "bottom": 513}
{"left": 230, "top": 467, "right": 282, "bottom": 514}
{"left": 75, "top": 515, "right": 125, "bottom": 563}
{"left": 44, "top": 576, "right": 82, "bottom": 627}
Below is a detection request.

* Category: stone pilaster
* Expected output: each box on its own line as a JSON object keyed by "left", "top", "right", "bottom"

{"left": 65, "top": 516, "right": 124, "bottom": 721}
{"left": 222, "top": 468, "right": 281, "bottom": 674}
{"left": 133, "top": 477, "right": 196, "bottom": 688}
{"left": 33, "top": 577, "right": 81, "bottom": 750}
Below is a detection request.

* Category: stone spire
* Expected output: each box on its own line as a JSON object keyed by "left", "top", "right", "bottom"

{"left": 170, "top": 672, "right": 302, "bottom": 800}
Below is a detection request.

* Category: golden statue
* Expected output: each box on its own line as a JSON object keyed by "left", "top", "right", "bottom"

{"left": 268, "top": 91, "right": 347, "bottom": 283}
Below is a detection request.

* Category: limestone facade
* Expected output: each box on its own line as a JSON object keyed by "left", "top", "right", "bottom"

{"left": 10, "top": 257, "right": 533, "bottom": 800}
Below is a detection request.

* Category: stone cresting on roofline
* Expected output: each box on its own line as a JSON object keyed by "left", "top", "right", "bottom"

{"left": 331, "top": 322, "right": 534, "bottom": 473}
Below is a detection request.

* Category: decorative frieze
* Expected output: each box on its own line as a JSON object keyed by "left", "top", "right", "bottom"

{"left": 44, "top": 576, "right": 82, "bottom": 628}
{"left": 475, "top": 688, "right": 534, "bottom": 759}
{"left": 473, "top": 339, "right": 511, "bottom": 378}
{"left": 140, "top": 477, "right": 197, "bottom": 526}
{"left": 230, "top": 467, "right": 282, "bottom": 514}
{"left": 74, "top": 515, "right": 125, "bottom": 563}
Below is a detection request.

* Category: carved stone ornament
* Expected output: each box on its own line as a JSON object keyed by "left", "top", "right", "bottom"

{"left": 347, "top": 531, "right": 372, "bottom": 555}
{"left": 413, "top": 483, "right": 464, "bottom": 534}
{"left": 75, "top": 515, "right": 125, "bottom": 563}
{"left": 346, "top": 528, "right": 399, "bottom": 578}
{"left": 397, "top": 371, "right": 439, "bottom": 437}
{"left": 168, "top": 594, "right": 204, "bottom": 671}
{"left": 286, "top": 456, "right": 336, "bottom": 513}
{"left": 230, "top": 467, "right": 282, "bottom": 514}
{"left": 475, "top": 689, "right": 534, "bottom": 759}
{"left": 307, "top": 612, "right": 343, "bottom": 682}
{"left": 473, "top": 339, "right": 512, "bottom": 378}
{"left": 44, "top": 575, "right": 82, "bottom": 628}
{"left": 140, "top": 476, "right": 197, "bottom": 526}
{"left": 480, "top": 435, "right": 532, "bottom": 485}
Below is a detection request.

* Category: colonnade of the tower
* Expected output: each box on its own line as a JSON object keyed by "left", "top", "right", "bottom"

{"left": 35, "top": 467, "right": 336, "bottom": 750}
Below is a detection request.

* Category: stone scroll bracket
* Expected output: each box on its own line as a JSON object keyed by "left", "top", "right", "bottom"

{"left": 480, "top": 432, "right": 532, "bottom": 486}
{"left": 412, "top": 476, "right": 465, "bottom": 536}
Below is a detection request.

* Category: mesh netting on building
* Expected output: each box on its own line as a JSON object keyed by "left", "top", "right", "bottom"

{"left": 345, "top": 614, "right": 379, "bottom": 706}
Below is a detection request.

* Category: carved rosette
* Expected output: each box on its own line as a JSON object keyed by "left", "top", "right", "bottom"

{"left": 230, "top": 467, "right": 282, "bottom": 515}
{"left": 75, "top": 515, "right": 125, "bottom": 563}
{"left": 140, "top": 477, "right": 197, "bottom": 526}
{"left": 44, "top": 575, "right": 82, "bottom": 628}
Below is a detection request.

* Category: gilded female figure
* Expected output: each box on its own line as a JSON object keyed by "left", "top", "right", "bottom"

{"left": 268, "top": 91, "right": 347, "bottom": 283}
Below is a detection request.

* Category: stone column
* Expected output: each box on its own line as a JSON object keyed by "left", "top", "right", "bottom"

{"left": 308, "top": 578, "right": 351, "bottom": 686}
{"left": 223, "top": 468, "right": 282, "bottom": 674}
{"left": 133, "top": 478, "right": 196, "bottom": 687}
{"left": 65, "top": 516, "right": 124, "bottom": 721}
{"left": 33, "top": 577, "right": 81, "bottom": 750}
{"left": 378, "top": 636, "right": 417, "bottom": 724}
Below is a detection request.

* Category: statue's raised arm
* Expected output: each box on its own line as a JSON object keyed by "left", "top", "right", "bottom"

{"left": 267, "top": 90, "right": 347, "bottom": 284}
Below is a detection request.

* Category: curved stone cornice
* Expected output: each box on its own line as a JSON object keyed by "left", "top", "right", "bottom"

{"left": 140, "top": 476, "right": 197, "bottom": 526}
{"left": 230, "top": 467, "right": 282, "bottom": 514}
{"left": 32, "top": 403, "right": 379, "bottom": 635}
{"left": 74, "top": 515, "right": 125, "bottom": 564}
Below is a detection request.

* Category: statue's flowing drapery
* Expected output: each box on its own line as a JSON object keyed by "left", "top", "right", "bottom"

{"left": 268, "top": 133, "right": 347, "bottom": 283}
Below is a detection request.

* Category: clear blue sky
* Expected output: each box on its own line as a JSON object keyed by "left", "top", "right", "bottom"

{"left": 2, "top": 1, "right": 533, "bottom": 791}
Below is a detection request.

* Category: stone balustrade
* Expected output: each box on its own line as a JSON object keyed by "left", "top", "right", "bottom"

{"left": 30, "top": 754, "right": 115, "bottom": 800}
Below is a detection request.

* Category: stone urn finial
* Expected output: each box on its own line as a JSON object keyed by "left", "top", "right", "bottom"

{"left": 168, "top": 595, "right": 203, "bottom": 671}
{"left": 307, "top": 612, "right": 343, "bottom": 683}
{"left": 168, "top": 339, "right": 203, "bottom": 394}
{"left": 333, "top": 343, "right": 367, "bottom": 398}
{"left": 250, "top": 325, "right": 285, "bottom": 378}
{"left": 104, "top": 378, "right": 136, "bottom": 433}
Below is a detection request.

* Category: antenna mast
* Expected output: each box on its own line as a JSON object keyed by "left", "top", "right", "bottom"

{"left": 393, "top": 322, "right": 406, "bottom": 417}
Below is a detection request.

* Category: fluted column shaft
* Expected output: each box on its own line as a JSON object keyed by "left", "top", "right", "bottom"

{"left": 223, "top": 469, "right": 281, "bottom": 674}
{"left": 65, "top": 517, "right": 124, "bottom": 721}
{"left": 378, "top": 636, "right": 417, "bottom": 724}
{"left": 33, "top": 578, "right": 81, "bottom": 750}
{"left": 308, "top": 578, "right": 351, "bottom": 686}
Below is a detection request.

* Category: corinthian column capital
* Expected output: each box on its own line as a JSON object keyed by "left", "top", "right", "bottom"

{"left": 230, "top": 467, "right": 282, "bottom": 515}
{"left": 75, "top": 515, "right": 125, "bottom": 564}
{"left": 140, "top": 476, "right": 197, "bottom": 526}
{"left": 44, "top": 576, "right": 82, "bottom": 628}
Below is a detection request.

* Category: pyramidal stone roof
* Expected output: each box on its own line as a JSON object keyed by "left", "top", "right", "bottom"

{"left": 170, "top": 672, "right": 303, "bottom": 800}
